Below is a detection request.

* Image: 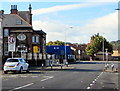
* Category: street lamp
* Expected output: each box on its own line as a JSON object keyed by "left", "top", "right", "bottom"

{"left": 64, "top": 26, "right": 73, "bottom": 66}
{"left": 102, "top": 33, "right": 104, "bottom": 61}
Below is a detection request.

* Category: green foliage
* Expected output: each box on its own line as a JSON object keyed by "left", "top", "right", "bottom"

{"left": 46, "top": 40, "right": 64, "bottom": 46}
{"left": 85, "top": 33, "right": 113, "bottom": 56}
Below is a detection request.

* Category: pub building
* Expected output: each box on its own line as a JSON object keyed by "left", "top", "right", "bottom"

{"left": 2, "top": 5, "right": 46, "bottom": 66}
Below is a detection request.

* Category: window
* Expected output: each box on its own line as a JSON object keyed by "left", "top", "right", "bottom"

{"left": 7, "top": 59, "right": 19, "bottom": 62}
{"left": 4, "top": 43, "right": 8, "bottom": 55}
{"left": 32, "top": 36, "right": 35, "bottom": 43}
{"left": 16, "top": 20, "right": 22, "bottom": 25}
{"left": 36, "top": 36, "right": 39, "bottom": 43}
{"left": 32, "top": 36, "right": 39, "bottom": 43}
{"left": 4, "top": 29, "right": 9, "bottom": 37}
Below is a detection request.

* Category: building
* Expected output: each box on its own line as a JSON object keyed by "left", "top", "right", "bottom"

{"left": 112, "top": 45, "right": 120, "bottom": 60}
{"left": 66, "top": 43, "right": 89, "bottom": 60}
{"left": 46, "top": 45, "right": 75, "bottom": 63}
{"left": 0, "top": 10, "right": 3, "bottom": 69}
{"left": 2, "top": 5, "right": 46, "bottom": 66}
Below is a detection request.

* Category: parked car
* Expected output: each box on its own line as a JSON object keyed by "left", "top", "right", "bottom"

{"left": 3, "top": 58, "right": 29, "bottom": 74}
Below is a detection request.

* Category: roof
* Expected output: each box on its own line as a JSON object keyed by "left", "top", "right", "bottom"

{"left": 2, "top": 14, "right": 32, "bottom": 28}
{"left": 67, "top": 43, "right": 87, "bottom": 50}
{"left": 18, "top": 11, "right": 30, "bottom": 24}
{"left": 113, "top": 45, "right": 120, "bottom": 50}
{"left": 34, "top": 30, "right": 46, "bottom": 35}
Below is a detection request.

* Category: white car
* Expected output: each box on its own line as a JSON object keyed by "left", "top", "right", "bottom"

{"left": 3, "top": 58, "right": 29, "bottom": 74}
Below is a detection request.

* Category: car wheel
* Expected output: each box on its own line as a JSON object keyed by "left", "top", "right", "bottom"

{"left": 4, "top": 71, "right": 8, "bottom": 74}
{"left": 19, "top": 67, "right": 23, "bottom": 74}
{"left": 26, "top": 67, "right": 29, "bottom": 73}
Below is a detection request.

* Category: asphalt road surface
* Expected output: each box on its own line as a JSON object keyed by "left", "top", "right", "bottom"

{"left": 1, "top": 61, "right": 119, "bottom": 91}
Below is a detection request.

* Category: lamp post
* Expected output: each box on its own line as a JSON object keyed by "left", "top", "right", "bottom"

{"left": 64, "top": 26, "right": 73, "bottom": 67}
{"left": 102, "top": 33, "right": 104, "bottom": 61}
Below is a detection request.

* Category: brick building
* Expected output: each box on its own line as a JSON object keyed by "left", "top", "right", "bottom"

{"left": 2, "top": 5, "right": 46, "bottom": 66}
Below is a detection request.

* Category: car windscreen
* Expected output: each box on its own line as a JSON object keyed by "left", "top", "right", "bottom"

{"left": 6, "top": 59, "right": 19, "bottom": 62}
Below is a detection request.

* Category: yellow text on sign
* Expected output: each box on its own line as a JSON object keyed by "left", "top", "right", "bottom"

{"left": 33, "top": 46, "right": 38, "bottom": 53}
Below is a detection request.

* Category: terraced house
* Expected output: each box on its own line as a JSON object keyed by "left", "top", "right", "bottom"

{"left": 2, "top": 5, "right": 46, "bottom": 66}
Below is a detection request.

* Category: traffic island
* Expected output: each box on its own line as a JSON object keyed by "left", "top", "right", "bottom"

{"left": 103, "top": 68, "right": 119, "bottom": 73}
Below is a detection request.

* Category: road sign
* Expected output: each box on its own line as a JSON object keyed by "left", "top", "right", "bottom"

{"left": 33, "top": 46, "right": 38, "bottom": 53}
{"left": 8, "top": 35, "right": 16, "bottom": 51}
{"left": 8, "top": 36, "right": 16, "bottom": 44}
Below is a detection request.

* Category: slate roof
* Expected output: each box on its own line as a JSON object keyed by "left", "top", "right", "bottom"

{"left": 34, "top": 30, "right": 46, "bottom": 35}
{"left": 18, "top": 11, "right": 30, "bottom": 24}
{"left": 2, "top": 14, "right": 32, "bottom": 28}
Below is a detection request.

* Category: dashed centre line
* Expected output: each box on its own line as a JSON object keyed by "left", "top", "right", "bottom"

{"left": 9, "top": 83, "right": 34, "bottom": 91}
{"left": 86, "top": 72, "right": 104, "bottom": 89}
{"left": 41, "top": 76, "right": 54, "bottom": 82}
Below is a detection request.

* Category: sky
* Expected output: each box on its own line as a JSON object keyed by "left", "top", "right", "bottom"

{"left": 0, "top": 0, "right": 119, "bottom": 44}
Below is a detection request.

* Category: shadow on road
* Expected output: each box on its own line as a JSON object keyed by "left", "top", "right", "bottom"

{"left": 75, "top": 61, "right": 105, "bottom": 64}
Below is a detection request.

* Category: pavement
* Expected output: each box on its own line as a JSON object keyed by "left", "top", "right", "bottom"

{"left": 29, "top": 64, "right": 75, "bottom": 71}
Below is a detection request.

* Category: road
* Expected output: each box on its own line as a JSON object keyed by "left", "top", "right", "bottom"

{"left": 1, "top": 61, "right": 119, "bottom": 91}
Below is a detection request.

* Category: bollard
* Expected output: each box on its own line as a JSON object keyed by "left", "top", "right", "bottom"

{"left": 105, "top": 64, "right": 108, "bottom": 70}
{"left": 111, "top": 64, "right": 114, "bottom": 71}
{"left": 42, "top": 63, "right": 44, "bottom": 70}
{"left": 51, "top": 64, "right": 52, "bottom": 70}
{"left": 61, "top": 65, "right": 62, "bottom": 69}
{"left": 66, "top": 62, "right": 68, "bottom": 67}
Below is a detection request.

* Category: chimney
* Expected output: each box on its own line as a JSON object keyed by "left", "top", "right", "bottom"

{"left": 10, "top": 5, "right": 18, "bottom": 14}
{"left": 29, "top": 4, "right": 32, "bottom": 25}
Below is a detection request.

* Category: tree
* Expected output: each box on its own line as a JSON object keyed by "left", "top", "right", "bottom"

{"left": 46, "top": 40, "right": 64, "bottom": 45}
{"left": 85, "top": 33, "right": 113, "bottom": 61}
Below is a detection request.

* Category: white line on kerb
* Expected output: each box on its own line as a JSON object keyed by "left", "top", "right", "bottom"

{"left": 9, "top": 83, "right": 34, "bottom": 91}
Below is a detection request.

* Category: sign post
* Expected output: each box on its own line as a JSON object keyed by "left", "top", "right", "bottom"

{"left": 8, "top": 35, "right": 16, "bottom": 58}
{"left": 78, "top": 50, "right": 81, "bottom": 61}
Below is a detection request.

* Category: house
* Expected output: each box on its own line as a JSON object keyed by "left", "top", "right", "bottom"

{"left": 66, "top": 43, "right": 89, "bottom": 60}
{"left": 96, "top": 52, "right": 112, "bottom": 61}
{"left": 112, "top": 45, "right": 120, "bottom": 60}
{"left": 2, "top": 5, "right": 46, "bottom": 66}
{"left": 0, "top": 10, "right": 3, "bottom": 69}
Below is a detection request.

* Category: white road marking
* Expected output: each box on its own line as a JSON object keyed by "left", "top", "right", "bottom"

{"left": 90, "top": 84, "right": 93, "bottom": 86}
{"left": 87, "top": 87, "right": 90, "bottom": 89}
{"left": 31, "top": 76, "right": 38, "bottom": 78}
{"left": 41, "top": 76, "right": 54, "bottom": 82}
{"left": 20, "top": 76, "right": 27, "bottom": 78}
{"left": 42, "top": 86, "right": 45, "bottom": 88}
{"left": 9, "top": 83, "right": 34, "bottom": 91}
{"left": 86, "top": 72, "right": 104, "bottom": 89}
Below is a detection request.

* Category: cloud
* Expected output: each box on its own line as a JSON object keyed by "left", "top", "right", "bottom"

{"left": 33, "top": 11, "right": 117, "bottom": 43}
{"left": 81, "top": 11, "right": 118, "bottom": 41}
{"left": 32, "top": 3, "right": 98, "bottom": 15}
